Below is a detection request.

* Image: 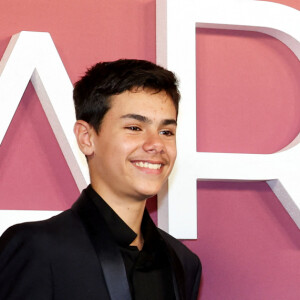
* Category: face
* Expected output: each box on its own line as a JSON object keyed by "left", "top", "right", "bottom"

{"left": 88, "top": 89, "right": 177, "bottom": 203}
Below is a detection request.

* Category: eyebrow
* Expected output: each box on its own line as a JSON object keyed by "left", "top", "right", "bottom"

{"left": 121, "top": 114, "right": 177, "bottom": 126}
{"left": 121, "top": 114, "right": 151, "bottom": 123}
{"left": 162, "top": 119, "right": 177, "bottom": 126}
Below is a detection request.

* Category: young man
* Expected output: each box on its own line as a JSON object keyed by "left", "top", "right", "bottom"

{"left": 0, "top": 59, "right": 201, "bottom": 299}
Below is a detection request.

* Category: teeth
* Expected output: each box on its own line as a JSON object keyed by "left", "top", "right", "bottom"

{"left": 134, "top": 162, "right": 162, "bottom": 169}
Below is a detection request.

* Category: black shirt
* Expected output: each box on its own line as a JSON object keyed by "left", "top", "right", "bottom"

{"left": 86, "top": 185, "right": 176, "bottom": 300}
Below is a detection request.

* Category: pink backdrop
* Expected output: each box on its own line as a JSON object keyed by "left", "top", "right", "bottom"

{"left": 0, "top": 0, "right": 299, "bottom": 299}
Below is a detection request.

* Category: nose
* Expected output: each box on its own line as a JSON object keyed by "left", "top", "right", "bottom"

{"left": 142, "top": 132, "right": 166, "bottom": 154}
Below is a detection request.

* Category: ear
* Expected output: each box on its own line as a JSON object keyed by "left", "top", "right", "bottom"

{"left": 73, "top": 120, "right": 95, "bottom": 156}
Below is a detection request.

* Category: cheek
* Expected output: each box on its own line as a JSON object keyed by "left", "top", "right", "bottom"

{"left": 167, "top": 143, "right": 177, "bottom": 163}
{"left": 114, "top": 137, "right": 141, "bottom": 162}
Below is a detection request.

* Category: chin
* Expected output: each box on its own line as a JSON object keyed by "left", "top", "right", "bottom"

{"left": 135, "top": 186, "right": 162, "bottom": 200}
{"left": 130, "top": 178, "right": 166, "bottom": 200}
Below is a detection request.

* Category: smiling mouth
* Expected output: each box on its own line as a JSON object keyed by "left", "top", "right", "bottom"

{"left": 133, "top": 161, "right": 162, "bottom": 170}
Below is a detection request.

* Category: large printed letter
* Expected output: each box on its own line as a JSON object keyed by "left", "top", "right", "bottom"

{"left": 157, "top": 0, "right": 300, "bottom": 238}
{"left": 0, "top": 32, "right": 89, "bottom": 234}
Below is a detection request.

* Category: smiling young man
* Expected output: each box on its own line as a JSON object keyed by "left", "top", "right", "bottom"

{"left": 0, "top": 59, "right": 201, "bottom": 300}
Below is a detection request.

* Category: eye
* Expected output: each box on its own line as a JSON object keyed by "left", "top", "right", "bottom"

{"left": 125, "top": 126, "right": 141, "bottom": 131}
{"left": 160, "top": 130, "right": 174, "bottom": 136}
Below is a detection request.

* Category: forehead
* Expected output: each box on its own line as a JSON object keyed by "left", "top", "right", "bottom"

{"left": 108, "top": 89, "right": 177, "bottom": 117}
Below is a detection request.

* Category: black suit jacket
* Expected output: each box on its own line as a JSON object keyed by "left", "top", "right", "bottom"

{"left": 0, "top": 190, "right": 201, "bottom": 300}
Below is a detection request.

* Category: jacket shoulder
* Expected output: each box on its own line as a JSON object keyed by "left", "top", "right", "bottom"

{"left": 0, "top": 211, "right": 77, "bottom": 299}
{"left": 0, "top": 209, "right": 82, "bottom": 254}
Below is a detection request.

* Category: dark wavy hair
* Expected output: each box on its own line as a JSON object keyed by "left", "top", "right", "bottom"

{"left": 73, "top": 59, "right": 180, "bottom": 133}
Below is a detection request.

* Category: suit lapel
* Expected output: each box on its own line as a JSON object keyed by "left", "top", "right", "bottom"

{"left": 72, "top": 192, "right": 132, "bottom": 300}
{"left": 158, "top": 229, "right": 188, "bottom": 300}
{"left": 144, "top": 210, "right": 186, "bottom": 300}
{"left": 160, "top": 236, "right": 186, "bottom": 300}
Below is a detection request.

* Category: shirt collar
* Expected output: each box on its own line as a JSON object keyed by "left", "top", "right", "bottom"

{"left": 85, "top": 185, "right": 164, "bottom": 252}
{"left": 141, "top": 209, "right": 164, "bottom": 253}
{"left": 85, "top": 185, "right": 137, "bottom": 247}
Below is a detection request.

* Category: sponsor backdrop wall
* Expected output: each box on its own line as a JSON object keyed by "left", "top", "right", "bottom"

{"left": 0, "top": 0, "right": 299, "bottom": 299}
